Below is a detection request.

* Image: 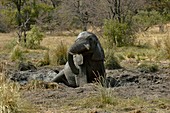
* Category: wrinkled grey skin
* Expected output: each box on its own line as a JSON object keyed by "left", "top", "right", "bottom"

{"left": 52, "top": 31, "right": 105, "bottom": 87}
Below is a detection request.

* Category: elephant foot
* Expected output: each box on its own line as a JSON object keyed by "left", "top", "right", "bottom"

{"left": 52, "top": 70, "right": 69, "bottom": 86}
{"left": 52, "top": 70, "right": 77, "bottom": 88}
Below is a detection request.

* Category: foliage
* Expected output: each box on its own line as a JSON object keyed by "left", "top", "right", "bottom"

{"left": 105, "top": 49, "right": 121, "bottom": 70}
{"left": 1, "top": 0, "right": 54, "bottom": 28}
{"left": 0, "top": 74, "right": 36, "bottom": 113}
{"left": 147, "top": 0, "right": 170, "bottom": 19}
{"left": 50, "top": 42, "right": 67, "bottom": 65}
{"left": 133, "top": 10, "right": 163, "bottom": 31}
{"left": 103, "top": 19, "right": 135, "bottom": 47}
{"left": 26, "top": 25, "right": 44, "bottom": 49}
{"left": 0, "top": 2, "right": 17, "bottom": 29}
{"left": 10, "top": 45, "right": 24, "bottom": 61}
{"left": 1, "top": 0, "right": 169, "bottom": 34}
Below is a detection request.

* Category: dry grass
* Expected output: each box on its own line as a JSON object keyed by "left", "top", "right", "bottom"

{"left": 0, "top": 73, "right": 36, "bottom": 113}
{"left": 41, "top": 35, "right": 75, "bottom": 49}
{"left": 50, "top": 41, "right": 68, "bottom": 65}
{"left": 0, "top": 32, "right": 17, "bottom": 52}
{"left": 135, "top": 24, "right": 170, "bottom": 47}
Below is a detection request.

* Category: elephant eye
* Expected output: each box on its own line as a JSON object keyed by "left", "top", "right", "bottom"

{"left": 88, "top": 37, "right": 93, "bottom": 42}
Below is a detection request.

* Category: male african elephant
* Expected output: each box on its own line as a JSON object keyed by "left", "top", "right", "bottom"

{"left": 52, "top": 31, "right": 105, "bottom": 87}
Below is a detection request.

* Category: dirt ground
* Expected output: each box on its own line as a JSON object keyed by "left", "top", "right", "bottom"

{"left": 18, "top": 65, "right": 170, "bottom": 113}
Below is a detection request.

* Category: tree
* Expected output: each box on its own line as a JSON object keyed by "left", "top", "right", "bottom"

{"left": 101, "top": 0, "right": 146, "bottom": 23}
{"left": 102, "top": 0, "right": 146, "bottom": 47}
{"left": 1, "top": 0, "right": 54, "bottom": 42}
{"left": 1, "top": 0, "right": 27, "bottom": 41}
{"left": 58, "top": 0, "right": 101, "bottom": 32}
{"left": 146, "top": 0, "right": 170, "bottom": 32}
{"left": 132, "top": 10, "right": 162, "bottom": 32}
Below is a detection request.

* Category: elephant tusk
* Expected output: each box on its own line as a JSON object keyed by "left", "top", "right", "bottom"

{"left": 68, "top": 51, "right": 74, "bottom": 55}
{"left": 83, "top": 44, "right": 90, "bottom": 50}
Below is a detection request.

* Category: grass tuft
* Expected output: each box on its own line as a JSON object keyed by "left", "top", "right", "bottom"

{"left": 10, "top": 45, "right": 24, "bottom": 61}
{"left": 50, "top": 41, "right": 67, "bottom": 65}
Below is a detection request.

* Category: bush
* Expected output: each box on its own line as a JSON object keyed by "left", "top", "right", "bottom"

{"left": 0, "top": 74, "right": 36, "bottom": 113}
{"left": 50, "top": 42, "right": 67, "bottom": 65}
{"left": 103, "top": 19, "right": 135, "bottom": 47}
{"left": 105, "top": 49, "right": 121, "bottom": 69}
{"left": 26, "top": 25, "right": 44, "bottom": 49}
{"left": 10, "top": 45, "right": 24, "bottom": 61}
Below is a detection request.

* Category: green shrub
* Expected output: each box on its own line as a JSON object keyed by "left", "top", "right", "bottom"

{"left": 0, "top": 74, "right": 36, "bottom": 113}
{"left": 105, "top": 49, "right": 121, "bottom": 69}
{"left": 10, "top": 45, "right": 24, "bottom": 61}
{"left": 103, "top": 19, "right": 134, "bottom": 47}
{"left": 50, "top": 42, "right": 67, "bottom": 65}
{"left": 137, "top": 62, "right": 159, "bottom": 73}
{"left": 26, "top": 25, "right": 44, "bottom": 49}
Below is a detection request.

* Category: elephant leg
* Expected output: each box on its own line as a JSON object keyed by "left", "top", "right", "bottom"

{"left": 64, "top": 62, "right": 78, "bottom": 87}
{"left": 52, "top": 70, "right": 70, "bottom": 86}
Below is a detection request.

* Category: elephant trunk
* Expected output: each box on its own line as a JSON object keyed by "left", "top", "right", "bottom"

{"left": 68, "top": 39, "right": 90, "bottom": 75}
{"left": 68, "top": 53, "right": 79, "bottom": 75}
{"left": 68, "top": 39, "right": 90, "bottom": 55}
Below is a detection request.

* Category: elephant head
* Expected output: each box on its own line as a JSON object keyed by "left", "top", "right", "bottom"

{"left": 68, "top": 31, "right": 105, "bottom": 75}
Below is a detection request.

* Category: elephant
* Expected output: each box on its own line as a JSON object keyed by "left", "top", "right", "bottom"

{"left": 52, "top": 31, "right": 105, "bottom": 87}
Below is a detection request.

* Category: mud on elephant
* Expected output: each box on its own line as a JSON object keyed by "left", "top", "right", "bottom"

{"left": 52, "top": 31, "right": 105, "bottom": 87}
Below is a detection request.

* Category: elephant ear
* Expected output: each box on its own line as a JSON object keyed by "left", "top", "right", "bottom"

{"left": 91, "top": 42, "right": 105, "bottom": 61}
